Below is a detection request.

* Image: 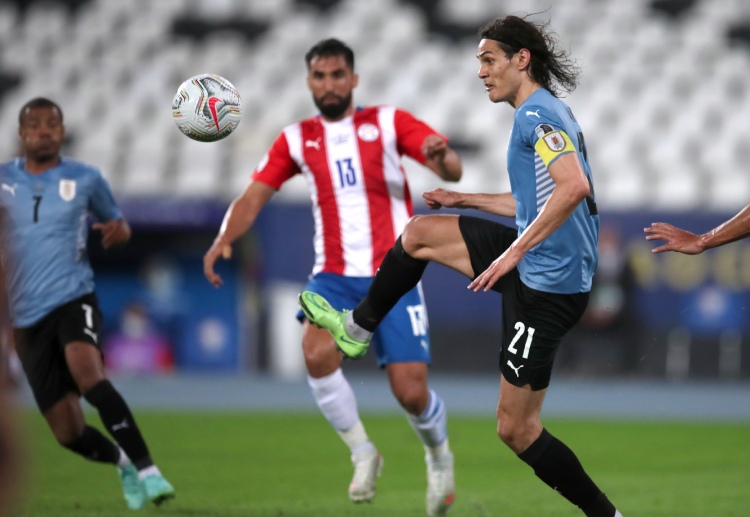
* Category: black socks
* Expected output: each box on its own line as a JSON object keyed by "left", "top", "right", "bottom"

{"left": 84, "top": 380, "right": 153, "bottom": 470}
{"left": 518, "top": 429, "right": 617, "bottom": 517}
{"left": 353, "top": 236, "right": 428, "bottom": 331}
{"left": 63, "top": 425, "right": 120, "bottom": 464}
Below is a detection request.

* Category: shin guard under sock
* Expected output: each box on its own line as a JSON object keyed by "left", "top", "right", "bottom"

{"left": 518, "top": 429, "right": 617, "bottom": 517}
{"left": 63, "top": 425, "right": 120, "bottom": 464}
{"left": 84, "top": 380, "right": 153, "bottom": 470}
{"left": 353, "top": 236, "right": 428, "bottom": 331}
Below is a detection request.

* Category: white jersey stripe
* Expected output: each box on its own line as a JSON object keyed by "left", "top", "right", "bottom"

{"left": 321, "top": 118, "right": 373, "bottom": 276}
{"left": 534, "top": 151, "right": 554, "bottom": 211}
{"left": 286, "top": 124, "right": 327, "bottom": 274}
{"left": 378, "top": 106, "right": 410, "bottom": 239}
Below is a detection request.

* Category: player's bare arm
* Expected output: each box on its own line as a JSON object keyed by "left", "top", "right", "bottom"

{"left": 423, "top": 188, "right": 516, "bottom": 217}
{"left": 421, "top": 134, "right": 462, "bottom": 182}
{"left": 92, "top": 218, "right": 131, "bottom": 249}
{"left": 645, "top": 202, "right": 750, "bottom": 254}
{"left": 468, "top": 152, "right": 589, "bottom": 292}
{"left": 204, "top": 180, "right": 276, "bottom": 287}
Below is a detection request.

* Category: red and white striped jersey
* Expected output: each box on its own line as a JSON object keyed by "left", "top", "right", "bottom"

{"left": 252, "top": 105, "right": 444, "bottom": 277}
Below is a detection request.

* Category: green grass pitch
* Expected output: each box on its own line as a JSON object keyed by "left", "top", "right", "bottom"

{"left": 11, "top": 411, "right": 750, "bottom": 516}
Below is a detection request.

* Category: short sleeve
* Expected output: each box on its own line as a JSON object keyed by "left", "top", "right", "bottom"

{"left": 394, "top": 109, "right": 446, "bottom": 164}
{"left": 516, "top": 105, "right": 575, "bottom": 168}
{"left": 88, "top": 172, "right": 122, "bottom": 222}
{"left": 251, "top": 132, "right": 301, "bottom": 189}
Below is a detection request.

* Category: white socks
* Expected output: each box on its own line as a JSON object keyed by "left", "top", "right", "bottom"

{"left": 137, "top": 465, "right": 161, "bottom": 480}
{"left": 345, "top": 311, "right": 373, "bottom": 342}
{"left": 117, "top": 447, "right": 131, "bottom": 468}
{"left": 406, "top": 389, "right": 450, "bottom": 462}
{"left": 308, "top": 369, "right": 374, "bottom": 455}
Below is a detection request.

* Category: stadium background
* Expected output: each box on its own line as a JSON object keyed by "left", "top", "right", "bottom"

{"left": 3, "top": 0, "right": 750, "bottom": 395}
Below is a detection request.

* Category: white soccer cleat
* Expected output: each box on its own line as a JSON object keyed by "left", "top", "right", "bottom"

{"left": 426, "top": 452, "right": 455, "bottom": 516}
{"left": 348, "top": 450, "right": 383, "bottom": 503}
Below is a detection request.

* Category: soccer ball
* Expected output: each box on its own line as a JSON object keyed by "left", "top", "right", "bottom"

{"left": 172, "top": 73, "right": 241, "bottom": 142}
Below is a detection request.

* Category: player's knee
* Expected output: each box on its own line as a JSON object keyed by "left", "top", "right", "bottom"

{"left": 301, "top": 331, "right": 340, "bottom": 375}
{"left": 496, "top": 416, "right": 541, "bottom": 453}
{"left": 54, "top": 423, "right": 85, "bottom": 448}
{"left": 401, "top": 216, "right": 429, "bottom": 255}
{"left": 393, "top": 383, "right": 428, "bottom": 415}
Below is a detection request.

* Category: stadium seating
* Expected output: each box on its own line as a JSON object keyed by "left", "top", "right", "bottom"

{"left": 0, "top": 0, "right": 749, "bottom": 210}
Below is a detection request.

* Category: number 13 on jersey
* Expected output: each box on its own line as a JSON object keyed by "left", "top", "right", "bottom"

{"left": 335, "top": 158, "right": 357, "bottom": 188}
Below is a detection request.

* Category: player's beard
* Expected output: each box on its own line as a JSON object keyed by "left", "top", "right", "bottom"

{"left": 314, "top": 93, "right": 352, "bottom": 120}
{"left": 27, "top": 146, "right": 60, "bottom": 165}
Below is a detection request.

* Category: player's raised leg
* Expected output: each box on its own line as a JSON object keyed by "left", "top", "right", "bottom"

{"left": 303, "top": 323, "right": 383, "bottom": 502}
{"left": 300, "top": 216, "right": 471, "bottom": 359}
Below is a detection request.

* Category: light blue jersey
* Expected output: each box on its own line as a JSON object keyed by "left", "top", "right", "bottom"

{"left": 507, "top": 88, "right": 599, "bottom": 294}
{"left": 0, "top": 157, "right": 122, "bottom": 327}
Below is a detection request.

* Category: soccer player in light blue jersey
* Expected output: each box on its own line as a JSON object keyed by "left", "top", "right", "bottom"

{"left": 299, "top": 16, "right": 624, "bottom": 517}
{"left": 0, "top": 98, "right": 174, "bottom": 510}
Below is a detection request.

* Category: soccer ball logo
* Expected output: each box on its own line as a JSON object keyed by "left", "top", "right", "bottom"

{"left": 172, "top": 73, "right": 241, "bottom": 142}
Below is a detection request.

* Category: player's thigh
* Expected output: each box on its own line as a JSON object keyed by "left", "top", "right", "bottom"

{"left": 496, "top": 376, "right": 546, "bottom": 452}
{"left": 13, "top": 320, "right": 78, "bottom": 414}
{"left": 58, "top": 293, "right": 106, "bottom": 392}
{"left": 372, "top": 284, "right": 431, "bottom": 367}
{"left": 499, "top": 280, "right": 588, "bottom": 391}
{"left": 458, "top": 215, "right": 519, "bottom": 289}
{"left": 402, "top": 214, "right": 473, "bottom": 277}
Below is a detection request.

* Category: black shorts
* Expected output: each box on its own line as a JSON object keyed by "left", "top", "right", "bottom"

{"left": 458, "top": 216, "right": 589, "bottom": 390}
{"left": 13, "top": 292, "right": 104, "bottom": 413}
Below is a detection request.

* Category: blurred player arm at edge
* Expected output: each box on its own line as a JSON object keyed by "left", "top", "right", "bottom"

{"left": 645, "top": 202, "right": 750, "bottom": 254}
{"left": 204, "top": 180, "right": 276, "bottom": 287}
{"left": 419, "top": 133, "right": 462, "bottom": 182}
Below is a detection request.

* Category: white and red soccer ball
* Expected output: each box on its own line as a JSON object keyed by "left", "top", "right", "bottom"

{"left": 172, "top": 73, "right": 241, "bottom": 142}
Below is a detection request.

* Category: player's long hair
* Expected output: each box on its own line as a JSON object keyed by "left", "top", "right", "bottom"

{"left": 305, "top": 38, "right": 355, "bottom": 71}
{"left": 478, "top": 15, "right": 580, "bottom": 97}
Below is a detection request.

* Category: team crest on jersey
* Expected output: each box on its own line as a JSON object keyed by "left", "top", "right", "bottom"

{"left": 542, "top": 131, "right": 566, "bottom": 152}
{"left": 59, "top": 179, "right": 76, "bottom": 201}
{"left": 534, "top": 123, "right": 555, "bottom": 139}
{"left": 357, "top": 123, "right": 380, "bottom": 142}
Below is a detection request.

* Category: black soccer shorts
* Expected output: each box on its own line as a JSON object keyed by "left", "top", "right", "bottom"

{"left": 13, "top": 292, "right": 104, "bottom": 413}
{"left": 458, "top": 215, "right": 588, "bottom": 390}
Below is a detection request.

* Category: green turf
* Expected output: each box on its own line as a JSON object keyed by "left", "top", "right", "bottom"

{"left": 11, "top": 411, "right": 750, "bottom": 516}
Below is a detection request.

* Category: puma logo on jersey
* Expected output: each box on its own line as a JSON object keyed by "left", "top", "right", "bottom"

{"left": 111, "top": 419, "right": 129, "bottom": 432}
{"left": 526, "top": 109, "right": 541, "bottom": 118}
{"left": 2, "top": 183, "right": 17, "bottom": 196}
{"left": 305, "top": 138, "right": 321, "bottom": 151}
{"left": 507, "top": 360, "right": 524, "bottom": 377}
{"left": 83, "top": 328, "right": 98, "bottom": 343}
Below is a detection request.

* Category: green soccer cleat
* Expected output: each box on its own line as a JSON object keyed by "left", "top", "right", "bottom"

{"left": 117, "top": 464, "right": 146, "bottom": 510}
{"left": 298, "top": 291, "right": 370, "bottom": 359}
{"left": 143, "top": 474, "right": 175, "bottom": 506}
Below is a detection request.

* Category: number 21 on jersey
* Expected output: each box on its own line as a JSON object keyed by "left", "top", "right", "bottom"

{"left": 508, "top": 321, "right": 535, "bottom": 359}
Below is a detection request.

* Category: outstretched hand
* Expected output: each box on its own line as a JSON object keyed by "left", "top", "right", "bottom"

{"left": 644, "top": 222, "right": 704, "bottom": 255}
{"left": 422, "top": 188, "right": 463, "bottom": 210}
{"left": 92, "top": 219, "right": 130, "bottom": 249}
